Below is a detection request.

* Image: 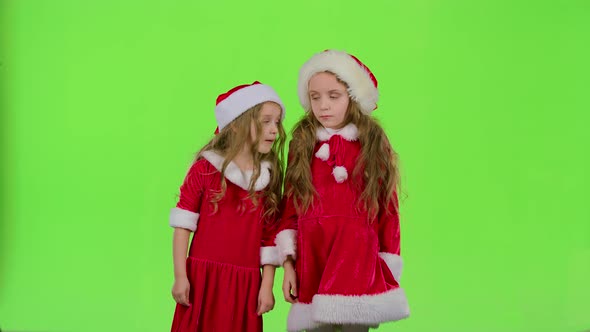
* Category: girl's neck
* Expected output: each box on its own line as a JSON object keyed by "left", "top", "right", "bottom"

{"left": 323, "top": 123, "right": 349, "bottom": 134}
{"left": 232, "top": 144, "right": 254, "bottom": 171}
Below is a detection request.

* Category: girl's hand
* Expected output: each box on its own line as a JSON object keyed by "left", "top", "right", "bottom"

{"left": 257, "top": 282, "right": 275, "bottom": 315}
{"left": 282, "top": 259, "right": 298, "bottom": 303}
{"left": 171, "top": 276, "right": 191, "bottom": 306}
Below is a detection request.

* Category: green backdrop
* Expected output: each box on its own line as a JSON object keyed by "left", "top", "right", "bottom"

{"left": 1, "top": 0, "right": 589, "bottom": 331}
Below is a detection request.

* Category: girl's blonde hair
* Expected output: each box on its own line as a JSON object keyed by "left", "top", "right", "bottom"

{"left": 196, "top": 102, "right": 286, "bottom": 221}
{"left": 285, "top": 87, "right": 400, "bottom": 221}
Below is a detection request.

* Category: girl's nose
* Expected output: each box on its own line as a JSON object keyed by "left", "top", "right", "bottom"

{"left": 320, "top": 98, "right": 330, "bottom": 110}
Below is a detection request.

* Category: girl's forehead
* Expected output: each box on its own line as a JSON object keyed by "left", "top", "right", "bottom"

{"left": 308, "top": 73, "right": 347, "bottom": 91}
{"left": 260, "top": 102, "right": 282, "bottom": 115}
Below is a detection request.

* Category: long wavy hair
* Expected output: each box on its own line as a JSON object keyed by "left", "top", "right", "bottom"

{"left": 196, "top": 102, "right": 286, "bottom": 221}
{"left": 285, "top": 94, "right": 400, "bottom": 221}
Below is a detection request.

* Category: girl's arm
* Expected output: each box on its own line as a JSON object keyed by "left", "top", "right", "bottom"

{"left": 275, "top": 195, "right": 298, "bottom": 266}
{"left": 173, "top": 228, "right": 191, "bottom": 279}
{"left": 169, "top": 160, "right": 206, "bottom": 306}
{"left": 171, "top": 228, "right": 191, "bottom": 306}
{"left": 282, "top": 256, "right": 298, "bottom": 303}
{"left": 257, "top": 264, "right": 276, "bottom": 315}
{"left": 276, "top": 194, "right": 298, "bottom": 303}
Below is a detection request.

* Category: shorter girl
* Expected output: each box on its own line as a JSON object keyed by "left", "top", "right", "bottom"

{"left": 276, "top": 50, "right": 410, "bottom": 332}
{"left": 169, "top": 82, "right": 287, "bottom": 332}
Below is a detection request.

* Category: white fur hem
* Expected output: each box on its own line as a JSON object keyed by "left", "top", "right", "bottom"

{"left": 312, "top": 288, "right": 410, "bottom": 325}
{"left": 379, "top": 252, "right": 403, "bottom": 281}
{"left": 201, "top": 150, "right": 271, "bottom": 191}
{"left": 288, "top": 288, "right": 409, "bottom": 331}
{"left": 287, "top": 302, "right": 322, "bottom": 332}
{"left": 169, "top": 207, "right": 199, "bottom": 232}
{"left": 275, "top": 229, "right": 297, "bottom": 265}
{"left": 260, "top": 246, "right": 280, "bottom": 266}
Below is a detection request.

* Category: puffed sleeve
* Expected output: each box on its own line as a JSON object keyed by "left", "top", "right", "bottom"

{"left": 169, "top": 160, "right": 207, "bottom": 232}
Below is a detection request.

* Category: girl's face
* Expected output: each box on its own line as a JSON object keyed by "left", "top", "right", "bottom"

{"left": 308, "top": 72, "right": 350, "bottom": 129}
{"left": 251, "top": 102, "right": 282, "bottom": 154}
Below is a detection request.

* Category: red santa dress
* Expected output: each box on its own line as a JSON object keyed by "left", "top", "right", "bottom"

{"left": 169, "top": 150, "right": 281, "bottom": 332}
{"left": 275, "top": 123, "right": 410, "bottom": 331}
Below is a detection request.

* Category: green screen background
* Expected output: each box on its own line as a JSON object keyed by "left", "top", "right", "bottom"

{"left": 1, "top": 1, "right": 589, "bottom": 331}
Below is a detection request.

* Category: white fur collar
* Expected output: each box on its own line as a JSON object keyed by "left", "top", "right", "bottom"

{"left": 201, "top": 150, "right": 271, "bottom": 191}
{"left": 316, "top": 123, "right": 359, "bottom": 141}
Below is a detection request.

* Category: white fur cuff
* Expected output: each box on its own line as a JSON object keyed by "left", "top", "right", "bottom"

{"left": 169, "top": 207, "right": 199, "bottom": 232}
{"left": 379, "top": 252, "right": 403, "bottom": 281}
{"left": 260, "top": 246, "right": 281, "bottom": 266}
{"left": 275, "top": 229, "right": 297, "bottom": 265}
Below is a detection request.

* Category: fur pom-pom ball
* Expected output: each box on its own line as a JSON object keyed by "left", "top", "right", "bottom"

{"left": 332, "top": 166, "right": 348, "bottom": 183}
{"left": 315, "top": 143, "right": 330, "bottom": 161}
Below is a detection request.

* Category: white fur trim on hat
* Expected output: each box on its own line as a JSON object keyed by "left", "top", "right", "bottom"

{"left": 299, "top": 50, "right": 378, "bottom": 114}
{"left": 215, "top": 83, "right": 285, "bottom": 131}
{"left": 315, "top": 143, "right": 330, "bottom": 161}
{"left": 169, "top": 207, "right": 200, "bottom": 232}
{"left": 287, "top": 288, "right": 409, "bottom": 331}
{"left": 260, "top": 246, "right": 281, "bottom": 266}
{"left": 379, "top": 252, "right": 403, "bottom": 281}
{"left": 275, "top": 229, "right": 297, "bottom": 265}
{"left": 201, "top": 150, "right": 271, "bottom": 191}
{"left": 316, "top": 123, "right": 359, "bottom": 142}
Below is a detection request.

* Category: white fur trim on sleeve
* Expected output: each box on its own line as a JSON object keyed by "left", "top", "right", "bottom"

{"left": 275, "top": 229, "right": 297, "bottom": 265}
{"left": 260, "top": 246, "right": 281, "bottom": 266}
{"left": 315, "top": 143, "right": 330, "bottom": 161}
{"left": 379, "top": 252, "right": 403, "bottom": 281}
{"left": 169, "top": 207, "right": 200, "bottom": 232}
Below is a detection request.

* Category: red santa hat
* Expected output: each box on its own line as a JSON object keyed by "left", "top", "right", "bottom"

{"left": 214, "top": 81, "right": 285, "bottom": 133}
{"left": 298, "top": 50, "right": 379, "bottom": 114}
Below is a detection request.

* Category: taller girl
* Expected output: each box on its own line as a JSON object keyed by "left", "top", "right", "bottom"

{"left": 276, "top": 50, "right": 410, "bottom": 332}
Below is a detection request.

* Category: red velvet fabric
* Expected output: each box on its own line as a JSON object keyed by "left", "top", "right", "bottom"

{"left": 170, "top": 158, "right": 276, "bottom": 332}
{"left": 279, "top": 136, "right": 402, "bottom": 320}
